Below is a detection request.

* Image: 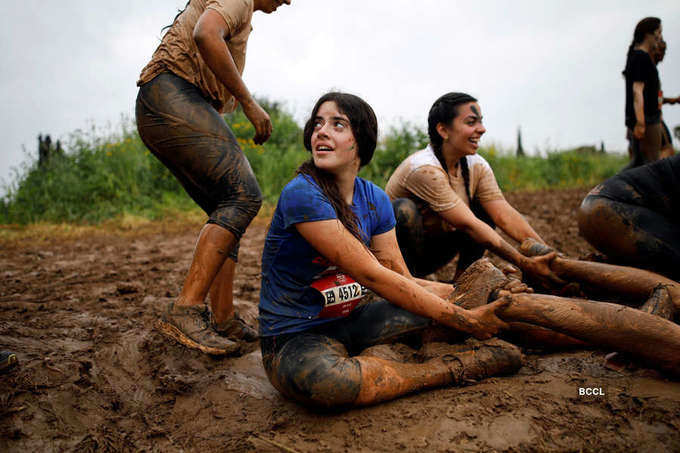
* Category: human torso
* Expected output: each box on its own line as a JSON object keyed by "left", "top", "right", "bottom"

{"left": 138, "top": 0, "right": 253, "bottom": 113}
{"left": 625, "top": 49, "right": 661, "bottom": 128}
{"left": 385, "top": 146, "right": 504, "bottom": 232}
{"left": 258, "top": 174, "right": 396, "bottom": 337}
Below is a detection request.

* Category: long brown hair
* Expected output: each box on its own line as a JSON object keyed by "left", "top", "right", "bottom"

{"left": 298, "top": 92, "right": 378, "bottom": 242}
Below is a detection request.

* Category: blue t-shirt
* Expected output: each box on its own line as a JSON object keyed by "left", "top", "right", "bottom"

{"left": 258, "top": 174, "right": 396, "bottom": 336}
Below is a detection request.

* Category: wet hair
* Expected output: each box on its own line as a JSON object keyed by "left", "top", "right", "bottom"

{"left": 427, "top": 92, "right": 478, "bottom": 201}
{"left": 298, "top": 92, "right": 378, "bottom": 242}
{"left": 161, "top": 1, "right": 190, "bottom": 35}
{"left": 427, "top": 92, "right": 477, "bottom": 172}
{"left": 623, "top": 17, "right": 661, "bottom": 75}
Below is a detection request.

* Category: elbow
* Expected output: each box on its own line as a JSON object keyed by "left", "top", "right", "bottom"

{"left": 350, "top": 262, "right": 390, "bottom": 290}
{"left": 192, "top": 24, "right": 212, "bottom": 51}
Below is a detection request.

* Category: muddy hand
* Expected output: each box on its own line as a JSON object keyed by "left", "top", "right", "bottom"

{"left": 523, "top": 252, "right": 565, "bottom": 287}
{"left": 497, "top": 278, "right": 533, "bottom": 298}
{"left": 243, "top": 100, "right": 272, "bottom": 145}
{"left": 500, "top": 263, "right": 523, "bottom": 281}
{"left": 426, "top": 281, "right": 455, "bottom": 299}
{"left": 467, "top": 298, "right": 512, "bottom": 340}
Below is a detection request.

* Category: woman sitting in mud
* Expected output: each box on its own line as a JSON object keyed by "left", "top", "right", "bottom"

{"left": 258, "top": 92, "right": 524, "bottom": 408}
{"left": 385, "top": 92, "right": 560, "bottom": 284}
{"left": 578, "top": 153, "right": 680, "bottom": 281}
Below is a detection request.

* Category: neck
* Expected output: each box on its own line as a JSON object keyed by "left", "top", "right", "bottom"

{"left": 440, "top": 142, "right": 465, "bottom": 173}
{"left": 335, "top": 170, "right": 356, "bottom": 205}
{"left": 636, "top": 40, "right": 653, "bottom": 54}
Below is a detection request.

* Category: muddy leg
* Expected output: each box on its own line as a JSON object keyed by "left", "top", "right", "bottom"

{"left": 520, "top": 238, "right": 680, "bottom": 310}
{"left": 354, "top": 338, "right": 523, "bottom": 407}
{"left": 155, "top": 224, "right": 241, "bottom": 355}
{"left": 208, "top": 258, "right": 258, "bottom": 342}
{"left": 497, "top": 292, "right": 680, "bottom": 377}
{"left": 179, "top": 224, "right": 236, "bottom": 306}
{"left": 209, "top": 258, "right": 236, "bottom": 321}
{"left": 264, "top": 333, "right": 521, "bottom": 409}
{"left": 447, "top": 258, "right": 585, "bottom": 349}
{"left": 605, "top": 285, "right": 677, "bottom": 370}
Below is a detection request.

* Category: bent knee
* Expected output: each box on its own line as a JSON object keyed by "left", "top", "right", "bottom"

{"left": 275, "top": 343, "right": 362, "bottom": 408}
{"left": 392, "top": 198, "right": 419, "bottom": 229}
{"left": 577, "top": 195, "right": 615, "bottom": 240}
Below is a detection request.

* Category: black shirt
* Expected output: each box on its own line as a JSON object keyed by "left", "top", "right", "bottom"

{"left": 624, "top": 49, "right": 660, "bottom": 128}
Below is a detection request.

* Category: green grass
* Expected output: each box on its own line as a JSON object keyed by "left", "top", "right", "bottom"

{"left": 0, "top": 100, "right": 628, "bottom": 225}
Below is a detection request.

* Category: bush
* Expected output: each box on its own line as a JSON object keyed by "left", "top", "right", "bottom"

{"left": 0, "top": 103, "right": 628, "bottom": 225}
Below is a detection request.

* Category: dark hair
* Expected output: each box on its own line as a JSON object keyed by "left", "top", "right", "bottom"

{"left": 623, "top": 17, "right": 661, "bottom": 74}
{"left": 427, "top": 92, "right": 478, "bottom": 201}
{"left": 298, "top": 92, "right": 378, "bottom": 242}
{"left": 161, "top": 1, "right": 190, "bottom": 35}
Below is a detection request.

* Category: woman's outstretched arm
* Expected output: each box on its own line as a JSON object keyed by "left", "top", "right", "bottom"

{"left": 438, "top": 202, "right": 561, "bottom": 285}
{"left": 482, "top": 199, "right": 543, "bottom": 244}
{"left": 295, "top": 219, "right": 509, "bottom": 339}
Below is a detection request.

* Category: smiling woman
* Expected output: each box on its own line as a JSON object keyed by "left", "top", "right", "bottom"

{"left": 385, "top": 92, "right": 561, "bottom": 284}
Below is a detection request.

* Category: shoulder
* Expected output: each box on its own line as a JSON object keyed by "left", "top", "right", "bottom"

{"left": 409, "top": 146, "right": 444, "bottom": 171}
{"left": 630, "top": 49, "right": 653, "bottom": 66}
{"left": 281, "top": 174, "right": 322, "bottom": 200}
{"left": 466, "top": 154, "right": 493, "bottom": 171}
{"left": 356, "top": 177, "right": 389, "bottom": 202}
{"left": 206, "top": 0, "right": 253, "bottom": 30}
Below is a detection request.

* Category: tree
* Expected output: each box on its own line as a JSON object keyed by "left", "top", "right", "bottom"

{"left": 516, "top": 127, "right": 525, "bottom": 157}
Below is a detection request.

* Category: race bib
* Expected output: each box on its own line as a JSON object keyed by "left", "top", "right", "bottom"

{"left": 310, "top": 272, "right": 367, "bottom": 318}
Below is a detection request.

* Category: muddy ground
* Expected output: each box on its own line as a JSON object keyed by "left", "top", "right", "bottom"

{"left": 1, "top": 188, "right": 679, "bottom": 452}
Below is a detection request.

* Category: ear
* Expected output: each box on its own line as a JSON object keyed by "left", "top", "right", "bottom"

{"left": 436, "top": 122, "right": 449, "bottom": 142}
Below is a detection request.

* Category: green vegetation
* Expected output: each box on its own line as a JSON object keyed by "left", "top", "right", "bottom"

{"left": 1, "top": 100, "right": 627, "bottom": 225}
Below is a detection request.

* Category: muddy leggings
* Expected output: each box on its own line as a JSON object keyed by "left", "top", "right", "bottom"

{"left": 135, "top": 72, "right": 262, "bottom": 260}
{"left": 261, "top": 300, "right": 431, "bottom": 408}
{"left": 392, "top": 198, "right": 494, "bottom": 278}
{"left": 578, "top": 155, "right": 680, "bottom": 280}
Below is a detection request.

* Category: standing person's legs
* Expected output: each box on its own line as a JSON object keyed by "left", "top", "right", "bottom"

{"left": 639, "top": 122, "right": 663, "bottom": 163}
{"left": 660, "top": 121, "right": 675, "bottom": 159}
{"left": 626, "top": 123, "right": 664, "bottom": 169}
{"left": 136, "top": 73, "right": 261, "bottom": 354}
{"left": 209, "top": 258, "right": 258, "bottom": 341}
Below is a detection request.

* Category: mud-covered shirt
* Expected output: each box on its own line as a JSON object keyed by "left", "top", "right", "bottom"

{"left": 385, "top": 146, "right": 504, "bottom": 232}
{"left": 259, "top": 174, "right": 396, "bottom": 337}
{"left": 624, "top": 49, "right": 661, "bottom": 128}
{"left": 137, "top": 0, "right": 253, "bottom": 113}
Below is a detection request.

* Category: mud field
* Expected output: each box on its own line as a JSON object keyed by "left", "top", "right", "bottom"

{"left": 1, "top": 188, "right": 679, "bottom": 452}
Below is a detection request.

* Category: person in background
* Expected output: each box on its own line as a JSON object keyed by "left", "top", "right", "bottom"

{"left": 652, "top": 40, "right": 679, "bottom": 158}
{"left": 136, "top": 0, "right": 292, "bottom": 355}
{"left": 578, "top": 154, "right": 680, "bottom": 281}
{"left": 623, "top": 17, "right": 664, "bottom": 168}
